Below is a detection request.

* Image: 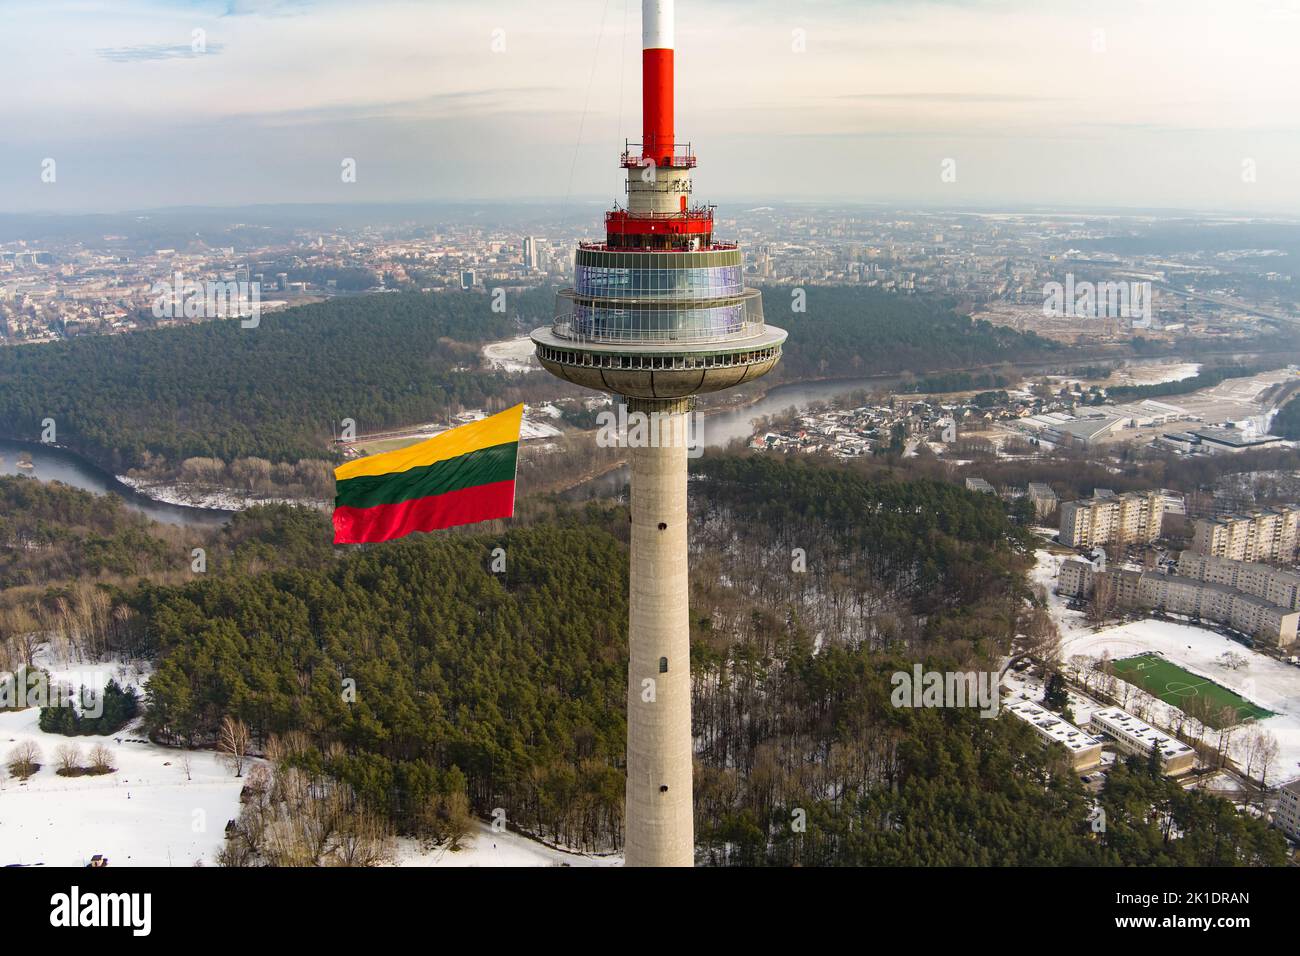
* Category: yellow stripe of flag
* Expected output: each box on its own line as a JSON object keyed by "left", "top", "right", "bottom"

{"left": 335, "top": 404, "right": 525, "bottom": 481}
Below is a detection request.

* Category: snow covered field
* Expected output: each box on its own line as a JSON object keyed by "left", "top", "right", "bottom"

{"left": 1033, "top": 550, "right": 1300, "bottom": 784}
{"left": 482, "top": 336, "right": 540, "bottom": 373}
{"left": 394, "top": 822, "right": 620, "bottom": 868}
{"left": 1108, "top": 362, "right": 1201, "bottom": 387}
{"left": 0, "top": 657, "right": 244, "bottom": 867}
{"left": 2, "top": 653, "right": 618, "bottom": 868}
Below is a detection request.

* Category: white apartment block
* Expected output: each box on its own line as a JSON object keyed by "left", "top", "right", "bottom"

{"left": 1059, "top": 491, "right": 1163, "bottom": 550}
{"left": 1190, "top": 506, "right": 1300, "bottom": 565}
{"left": 1137, "top": 575, "right": 1298, "bottom": 647}
{"left": 1003, "top": 698, "right": 1103, "bottom": 771}
{"left": 1088, "top": 708, "right": 1196, "bottom": 776}
{"left": 1057, "top": 560, "right": 1299, "bottom": 647}
{"left": 1026, "top": 482, "right": 1058, "bottom": 518}
{"left": 1177, "top": 552, "right": 1300, "bottom": 611}
{"left": 1275, "top": 780, "right": 1300, "bottom": 842}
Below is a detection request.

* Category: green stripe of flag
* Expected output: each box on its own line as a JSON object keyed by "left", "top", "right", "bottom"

{"left": 334, "top": 441, "right": 517, "bottom": 510}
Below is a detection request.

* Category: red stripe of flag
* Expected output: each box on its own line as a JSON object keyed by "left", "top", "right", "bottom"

{"left": 333, "top": 480, "right": 516, "bottom": 545}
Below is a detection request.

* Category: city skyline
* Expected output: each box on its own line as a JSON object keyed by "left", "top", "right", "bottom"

{"left": 4, "top": 0, "right": 1300, "bottom": 214}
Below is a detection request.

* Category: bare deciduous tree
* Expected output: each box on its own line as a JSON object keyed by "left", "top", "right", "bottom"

{"left": 88, "top": 743, "right": 115, "bottom": 774}
{"left": 8, "top": 740, "right": 42, "bottom": 778}
{"left": 218, "top": 715, "right": 251, "bottom": 777}
{"left": 1256, "top": 730, "right": 1280, "bottom": 789}
{"left": 55, "top": 742, "right": 83, "bottom": 774}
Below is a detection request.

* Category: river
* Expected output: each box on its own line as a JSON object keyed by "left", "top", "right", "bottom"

{"left": 0, "top": 440, "right": 231, "bottom": 528}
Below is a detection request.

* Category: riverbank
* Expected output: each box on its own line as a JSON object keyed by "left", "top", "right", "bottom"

{"left": 114, "top": 475, "right": 331, "bottom": 514}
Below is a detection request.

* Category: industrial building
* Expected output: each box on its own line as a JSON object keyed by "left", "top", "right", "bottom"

{"left": 1190, "top": 427, "right": 1285, "bottom": 454}
{"left": 1190, "top": 506, "right": 1300, "bottom": 565}
{"left": 1059, "top": 490, "right": 1163, "bottom": 549}
{"left": 1042, "top": 415, "right": 1128, "bottom": 447}
{"left": 1088, "top": 708, "right": 1196, "bottom": 775}
{"left": 1003, "top": 699, "right": 1103, "bottom": 771}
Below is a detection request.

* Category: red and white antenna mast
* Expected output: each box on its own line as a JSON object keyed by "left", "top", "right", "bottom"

{"left": 642, "top": 0, "right": 675, "bottom": 168}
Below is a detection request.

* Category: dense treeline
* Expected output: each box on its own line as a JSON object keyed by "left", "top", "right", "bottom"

{"left": 0, "top": 288, "right": 555, "bottom": 471}
{"left": 0, "top": 475, "right": 178, "bottom": 589}
{"left": 137, "top": 522, "right": 630, "bottom": 849}
{"left": 39, "top": 678, "right": 140, "bottom": 736}
{"left": 905, "top": 370, "right": 1012, "bottom": 394}
{"left": 762, "top": 286, "right": 1061, "bottom": 382}
{"left": 1273, "top": 396, "right": 1300, "bottom": 439}
{"left": 692, "top": 454, "right": 1029, "bottom": 618}
{"left": 1105, "top": 364, "right": 1270, "bottom": 401}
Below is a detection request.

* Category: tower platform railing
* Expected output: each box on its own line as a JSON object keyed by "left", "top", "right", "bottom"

{"left": 549, "top": 319, "right": 770, "bottom": 346}
{"left": 621, "top": 142, "right": 697, "bottom": 168}
{"left": 577, "top": 240, "right": 739, "bottom": 253}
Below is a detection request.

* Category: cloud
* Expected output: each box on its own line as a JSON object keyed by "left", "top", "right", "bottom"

{"left": 221, "top": 0, "right": 316, "bottom": 17}
{"left": 835, "top": 93, "right": 1067, "bottom": 104}
{"left": 96, "top": 43, "right": 225, "bottom": 63}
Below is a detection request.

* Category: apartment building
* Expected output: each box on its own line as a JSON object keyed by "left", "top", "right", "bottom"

{"left": 1177, "top": 552, "right": 1300, "bottom": 611}
{"left": 1088, "top": 708, "right": 1196, "bottom": 776}
{"left": 1003, "top": 698, "right": 1103, "bottom": 771}
{"left": 1057, "top": 560, "right": 1299, "bottom": 647}
{"left": 1275, "top": 780, "right": 1300, "bottom": 842}
{"left": 1059, "top": 490, "right": 1163, "bottom": 549}
{"left": 1190, "top": 506, "right": 1300, "bottom": 565}
{"left": 1026, "top": 482, "right": 1058, "bottom": 518}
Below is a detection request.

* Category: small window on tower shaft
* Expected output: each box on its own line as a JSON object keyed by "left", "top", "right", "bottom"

{"left": 659, "top": 657, "right": 668, "bottom": 673}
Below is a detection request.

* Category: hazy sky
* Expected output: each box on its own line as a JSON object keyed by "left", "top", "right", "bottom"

{"left": 3, "top": 0, "right": 1300, "bottom": 214}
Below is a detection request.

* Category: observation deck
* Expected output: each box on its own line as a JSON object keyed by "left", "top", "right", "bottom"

{"left": 530, "top": 239, "right": 786, "bottom": 400}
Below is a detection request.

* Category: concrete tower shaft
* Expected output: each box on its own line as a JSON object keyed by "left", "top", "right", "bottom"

{"left": 625, "top": 397, "right": 694, "bottom": 867}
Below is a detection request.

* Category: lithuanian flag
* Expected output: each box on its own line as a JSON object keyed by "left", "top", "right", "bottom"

{"left": 333, "top": 404, "right": 523, "bottom": 545}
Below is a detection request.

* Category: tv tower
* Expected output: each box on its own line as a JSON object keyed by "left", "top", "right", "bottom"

{"left": 531, "top": 0, "right": 786, "bottom": 867}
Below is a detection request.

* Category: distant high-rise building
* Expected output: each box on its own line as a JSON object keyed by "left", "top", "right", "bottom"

{"left": 523, "top": 236, "right": 537, "bottom": 271}
{"left": 1059, "top": 491, "right": 1163, "bottom": 549}
{"left": 460, "top": 270, "right": 476, "bottom": 290}
{"left": 1190, "top": 507, "right": 1300, "bottom": 565}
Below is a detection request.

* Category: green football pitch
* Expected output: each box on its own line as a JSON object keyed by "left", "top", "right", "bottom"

{"left": 1111, "top": 654, "right": 1273, "bottom": 727}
